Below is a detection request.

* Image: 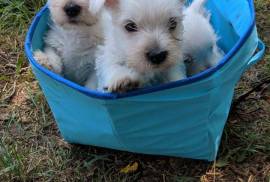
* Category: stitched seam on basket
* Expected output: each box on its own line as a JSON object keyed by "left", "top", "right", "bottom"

{"left": 206, "top": 77, "right": 220, "bottom": 161}
{"left": 103, "top": 106, "right": 129, "bottom": 151}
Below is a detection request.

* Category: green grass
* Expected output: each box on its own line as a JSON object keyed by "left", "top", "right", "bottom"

{"left": 0, "top": 0, "right": 46, "bottom": 35}
{"left": 0, "top": 0, "right": 270, "bottom": 181}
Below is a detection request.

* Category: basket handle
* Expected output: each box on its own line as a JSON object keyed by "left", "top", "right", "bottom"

{"left": 246, "top": 39, "right": 265, "bottom": 68}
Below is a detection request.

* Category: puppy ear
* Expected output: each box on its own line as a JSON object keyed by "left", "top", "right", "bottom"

{"left": 190, "top": 0, "right": 210, "bottom": 18}
{"left": 190, "top": 0, "right": 206, "bottom": 13}
{"left": 178, "top": 0, "right": 185, "bottom": 4}
{"left": 106, "top": 0, "right": 119, "bottom": 8}
{"left": 89, "top": 0, "right": 118, "bottom": 15}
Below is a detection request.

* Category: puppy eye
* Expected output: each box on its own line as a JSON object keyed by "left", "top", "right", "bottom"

{"left": 184, "top": 54, "right": 194, "bottom": 64}
{"left": 125, "top": 21, "right": 138, "bottom": 32}
{"left": 169, "top": 17, "right": 177, "bottom": 31}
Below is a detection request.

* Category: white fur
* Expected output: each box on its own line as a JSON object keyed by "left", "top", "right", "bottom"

{"left": 93, "top": 0, "right": 186, "bottom": 93}
{"left": 34, "top": 0, "right": 103, "bottom": 88}
{"left": 89, "top": 0, "right": 106, "bottom": 15}
{"left": 183, "top": 0, "right": 224, "bottom": 76}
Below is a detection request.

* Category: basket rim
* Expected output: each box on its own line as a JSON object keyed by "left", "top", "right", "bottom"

{"left": 25, "top": 0, "right": 256, "bottom": 100}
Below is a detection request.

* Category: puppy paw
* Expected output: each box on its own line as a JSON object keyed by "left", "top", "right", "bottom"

{"left": 105, "top": 76, "right": 140, "bottom": 93}
{"left": 33, "top": 50, "right": 62, "bottom": 74}
{"left": 34, "top": 51, "right": 53, "bottom": 69}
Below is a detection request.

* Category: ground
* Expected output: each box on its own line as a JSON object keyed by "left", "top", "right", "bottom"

{"left": 0, "top": 0, "right": 269, "bottom": 181}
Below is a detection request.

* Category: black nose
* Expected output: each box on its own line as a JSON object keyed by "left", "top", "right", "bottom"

{"left": 146, "top": 49, "right": 168, "bottom": 65}
{"left": 64, "top": 3, "right": 81, "bottom": 18}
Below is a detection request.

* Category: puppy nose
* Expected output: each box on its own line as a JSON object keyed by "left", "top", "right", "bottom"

{"left": 64, "top": 3, "right": 81, "bottom": 18}
{"left": 146, "top": 49, "right": 168, "bottom": 65}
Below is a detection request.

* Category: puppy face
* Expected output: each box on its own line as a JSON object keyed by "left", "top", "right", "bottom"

{"left": 96, "top": 0, "right": 184, "bottom": 74}
{"left": 184, "top": 29, "right": 223, "bottom": 75}
{"left": 49, "top": 0, "right": 98, "bottom": 28}
{"left": 183, "top": 8, "right": 224, "bottom": 74}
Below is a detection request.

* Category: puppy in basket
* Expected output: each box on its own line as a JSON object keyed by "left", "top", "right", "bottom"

{"left": 183, "top": 0, "right": 225, "bottom": 76}
{"left": 34, "top": 0, "right": 103, "bottom": 88}
{"left": 89, "top": 0, "right": 187, "bottom": 93}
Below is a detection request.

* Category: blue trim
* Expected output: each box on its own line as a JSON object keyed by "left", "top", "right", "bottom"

{"left": 25, "top": 0, "right": 256, "bottom": 100}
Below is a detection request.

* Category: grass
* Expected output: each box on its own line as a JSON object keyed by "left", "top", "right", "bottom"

{"left": 0, "top": 0, "right": 46, "bottom": 34}
{"left": 0, "top": 0, "right": 270, "bottom": 181}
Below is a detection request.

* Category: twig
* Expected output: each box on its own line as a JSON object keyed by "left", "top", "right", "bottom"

{"left": 5, "top": 63, "right": 16, "bottom": 69}
{"left": 19, "top": 66, "right": 30, "bottom": 73}
{"left": 0, "top": 104, "right": 9, "bottom": 108}
{"left": 233, "top": 77, "right": 270, "bottom": 106}
{"left": 0, "top": 52, "right": 9, "bottom": 62}
{"left": 1, "top": 81, "right": 16, "bottom": 102}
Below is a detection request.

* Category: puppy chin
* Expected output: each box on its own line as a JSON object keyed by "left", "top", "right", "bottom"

{"left": 127, "top": 58, "right": 176, "bottom": 77}
{"left": 56, "top": 19, "right": 94, "bottom": 30}
{"left": 127, "top": 60, "right": 151, "bottom": 74}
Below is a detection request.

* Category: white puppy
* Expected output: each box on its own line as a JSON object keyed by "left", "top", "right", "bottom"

{"left": 90, "top": 0, "right": 186, "bottom": 93}
{"left": 183, "top": 0, "right": 224, "bottom": 76}
{"left": 34, "top": 0, "right": 103, "bottom": 88}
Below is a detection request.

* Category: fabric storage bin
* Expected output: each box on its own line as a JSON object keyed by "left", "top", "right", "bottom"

{"left": 25, "top": 0, "right": 265, "bottom": 161}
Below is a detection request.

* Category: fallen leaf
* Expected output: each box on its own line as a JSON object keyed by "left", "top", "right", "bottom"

{"left": 120, "top": 162, "right": 139, "bottom": 174}
{"left": 215, "top": 159, "right": 229, "bottom": 168}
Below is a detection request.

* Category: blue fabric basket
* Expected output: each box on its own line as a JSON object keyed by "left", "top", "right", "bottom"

{"left": 25, "top": 0, "right": 265, "bottom": 161}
